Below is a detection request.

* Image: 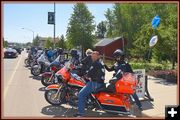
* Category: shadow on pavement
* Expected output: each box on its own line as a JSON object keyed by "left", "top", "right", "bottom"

{"left": 29, "top": 75, "right": 42, "bottom": 81}
{"left": 141, "top": 101, "right": 154, "bottom": 111}
{"left": 3, "top": 57, "right": 17, "bottom": 59}
{"left": 39, "top": 87, "right": 46, "bottom": 91}
{"left": 41, "top": 105, "right": 149, "bottom": 118}
{"left": 24, "top": 65, "right": 29, "bottom": 68}
{"left": 148, "top": 77, "right": 176, "bottom": 86}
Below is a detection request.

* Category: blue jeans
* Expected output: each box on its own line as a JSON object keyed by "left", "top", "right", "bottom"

{"left": 78, "top": 81, "right": 103, "bottom": 115}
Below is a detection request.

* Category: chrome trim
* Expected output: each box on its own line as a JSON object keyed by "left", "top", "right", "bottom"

{"left": 90, "top": 94, "right": 104, "bottom": 110}
{"left": 104, "top": 109, "right": 130, "bottom": 115}
{"left": 101, "top": 103, "right": 127, "bottom": 107}
{"left": 68, "top": 83, "right": 84, "bottom": 88}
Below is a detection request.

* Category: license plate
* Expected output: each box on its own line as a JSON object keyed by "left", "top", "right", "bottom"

{"left": 8, "top": 54, "right": 11, "bottom": 56}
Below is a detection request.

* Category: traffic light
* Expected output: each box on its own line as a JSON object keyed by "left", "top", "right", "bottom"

{"left": 48, "top": 12, "right": 55, "bottom": 24}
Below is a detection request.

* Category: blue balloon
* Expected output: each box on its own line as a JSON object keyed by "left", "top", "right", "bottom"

{"left": 152, "top": 15, "right": 160, "bottom": 29}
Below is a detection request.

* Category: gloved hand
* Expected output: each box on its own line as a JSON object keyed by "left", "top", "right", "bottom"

{"left": 109, "top": 77, "right": 117, "bottom": 84}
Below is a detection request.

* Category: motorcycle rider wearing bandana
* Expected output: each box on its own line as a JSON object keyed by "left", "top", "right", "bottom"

{"left": 104, "top": 49, "right": 143, "bottom": 111}
{"left": 74, "top": 51, "right": 105, "bottom": 117}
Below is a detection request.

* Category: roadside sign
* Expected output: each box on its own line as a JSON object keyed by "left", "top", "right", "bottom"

{"left": 48, "top": 12, "right": 55, "bottom": 24}
{"left": 149, "top": 35, "right": 158, "bottom": 47}
{"left": 134, "top": 69, "right": 146, "bottom": 98}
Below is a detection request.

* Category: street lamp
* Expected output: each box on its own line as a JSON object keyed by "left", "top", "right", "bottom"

{"left": 22, "top": 27, "right": 34, "bottom": 41}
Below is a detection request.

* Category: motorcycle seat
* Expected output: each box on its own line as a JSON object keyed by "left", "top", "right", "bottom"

{"left": 93, "top": 84, "right": 114, "bottom": 94}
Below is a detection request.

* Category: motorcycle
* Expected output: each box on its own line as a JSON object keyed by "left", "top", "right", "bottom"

{"left": 41, "top": 62, "right": 64, "bottom": 86}
{"left": 24, "top": 54, "right": 34, "bottom": 67}
{"left": 41, "top": 54, "right": 69, "bottom": 86}
{"left": 44, "top": 62, "right": 138, "bottom": 115}
{"left": 31, "top": 53, "right": 51, "bottom": 76}
{"left": 25, "top": 50, "right": 43, "bottom": 67}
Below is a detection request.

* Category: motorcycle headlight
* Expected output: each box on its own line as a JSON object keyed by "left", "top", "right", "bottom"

{"left": 55, "top": 74, "right": 65, "bottom": 83}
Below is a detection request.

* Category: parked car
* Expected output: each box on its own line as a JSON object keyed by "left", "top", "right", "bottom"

{"left": 13, "top": 47, "right": 22, "bottom": 54}
{"left": 4, "top": 48, "right": 18, "bottom": 58}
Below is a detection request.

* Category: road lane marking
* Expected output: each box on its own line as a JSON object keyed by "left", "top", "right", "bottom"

{"left": 4, "top": 54, "right": 23, "bottom": 99}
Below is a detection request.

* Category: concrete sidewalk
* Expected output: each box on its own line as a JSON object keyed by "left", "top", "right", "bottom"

{"left": 141, "top": 76, "right": 177, "bottom": 117}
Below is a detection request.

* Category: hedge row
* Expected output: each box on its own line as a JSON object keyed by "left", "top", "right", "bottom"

{"left": 130, "top": 62, "right": 170, "bottom": 71}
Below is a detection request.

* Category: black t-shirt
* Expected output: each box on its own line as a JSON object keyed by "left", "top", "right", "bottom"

{"left": 87, "top": 59, "right": 105, "bottom": 83}
{"left": 81, "top": 55, "right": 93, "bottom": 71}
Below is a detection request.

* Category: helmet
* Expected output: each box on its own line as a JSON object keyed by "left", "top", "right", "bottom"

{"left": 70, "top": 49, "right": 78, "bottom": 57}
{"left": 85, "top": 49, "right": 93, "bottom": 56}
{"left": 58, "top": 48, "right": 63, "bottom": 54}
{"left": 45, "top": 49, "right": 49, "bottom": 56}
{"left": 113, "top": 49, "right": 125, "bottom": 58}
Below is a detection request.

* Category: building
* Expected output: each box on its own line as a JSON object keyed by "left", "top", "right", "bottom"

{"left": 39, "top": 37, "right": 60, "bottom": 48}
{"left": 94, "top": 37, "right": 127, "bottom": 59}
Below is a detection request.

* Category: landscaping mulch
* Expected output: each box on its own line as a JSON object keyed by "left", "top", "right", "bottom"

{"left": 147, "top": 70, "right": 177, "bottom": 83}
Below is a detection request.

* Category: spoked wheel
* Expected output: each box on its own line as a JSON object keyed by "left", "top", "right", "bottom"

{"left": 30, "top": 61, "right": 35, "bottom": 68}
{"left": 24, "top": 59, "right": 29, "bottom": 67}
{"left": 44, "top": 89, "right": 65, "bottom": 106}
{"left": 41, "top": 75, "right": 54, "bottom": 86}
{"left": 31, "top": 65, "right": 41, "bottom": 76}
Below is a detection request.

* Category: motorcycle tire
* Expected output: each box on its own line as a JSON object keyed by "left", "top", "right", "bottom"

{"left": 44, "top": 89, "right": 64, "bottom": 106}
{"left": 31, "top": 65, "right": 41, "bottom": 76}
{"left": 24, "top": 59, "right": 29, "bottom": 67}
{"left": 41, "top": 75, "right": 54, "bottom": 86}
{"left": 30, "top": 61, "right": 35, "bottom": 68}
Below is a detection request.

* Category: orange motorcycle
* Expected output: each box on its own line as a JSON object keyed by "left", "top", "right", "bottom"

{"left": 44, "top": 62, "right": 138, "bottom": 115}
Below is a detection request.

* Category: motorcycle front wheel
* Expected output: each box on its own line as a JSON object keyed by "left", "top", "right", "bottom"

{"left": 24, "top": 59, "right": 29, "bottom": 67}
{"left": 31, "top": 65, "right": 41, "bottom": 76}
{"left": 41, "top": 75, "right": 54, "bottom": 86}
{"left": 44, "top": 89, "right": 65, "bottom": 106}
{"left": 30, "top": 61, "right": 36, "bottom": 68}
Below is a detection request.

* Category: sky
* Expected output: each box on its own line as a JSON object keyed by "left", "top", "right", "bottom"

{"left": 3, "top": 3, "right": 114, "bottom": 43}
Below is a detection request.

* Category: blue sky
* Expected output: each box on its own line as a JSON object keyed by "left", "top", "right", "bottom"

{"left": 3, "top": 3, "right": 113, "bottom": 43}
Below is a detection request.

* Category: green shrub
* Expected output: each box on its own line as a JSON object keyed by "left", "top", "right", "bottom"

{"left": 104, "top": 59, "right": 172, "bottom": 71}
{"left": 130, "top": 62, "right": 165, "bottom": 71}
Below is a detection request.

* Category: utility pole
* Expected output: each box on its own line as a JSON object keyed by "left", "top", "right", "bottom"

{"left": 54, "top": 2, "right": 56, "bottom": 49}
{"left": 22, "top": 28, "right": 34, "bottom": 42}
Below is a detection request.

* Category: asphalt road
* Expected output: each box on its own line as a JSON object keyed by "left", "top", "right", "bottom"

{"left": 3, "top": 51, "right": 176, "bottom": 118}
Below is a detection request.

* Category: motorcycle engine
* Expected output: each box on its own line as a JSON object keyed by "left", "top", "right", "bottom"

{"left": 68, "top": 87, "right": 79, "bottom": 106}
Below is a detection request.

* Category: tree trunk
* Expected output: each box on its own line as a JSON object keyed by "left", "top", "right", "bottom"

{"left": 172, "top": 56, "right": 175, "bottom": 69}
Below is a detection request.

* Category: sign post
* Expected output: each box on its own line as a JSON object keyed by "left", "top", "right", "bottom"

{"left": 48, "top": 3, "right": 56, "bottom": 48}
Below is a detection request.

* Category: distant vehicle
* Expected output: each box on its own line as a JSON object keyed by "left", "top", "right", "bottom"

{"left": 13, "top": 47, "right": 22, "bottom": 54}
{"left": 26, "top": 47, "right": 30, "bottom": 53}
{"left": 4, "top": 48, "right": 18, "bottom": 58}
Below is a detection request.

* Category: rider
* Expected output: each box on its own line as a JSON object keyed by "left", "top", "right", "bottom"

{"left": 74, "top": 51, "right": 105, "bottom": 117}
{"left": 104, "top": 49, "right": 143, "bottom": 110}
{"left": 80, "top": 49, "right": 93, "bottom": 76}
{"left": 50, "top": 48, "right": 65, "bottom": 67}
{"left": 47, "top": 48, "right": 55, "bottom": 62}
{"left": 70, "top": 49, "right": 80, "bottom": 66}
